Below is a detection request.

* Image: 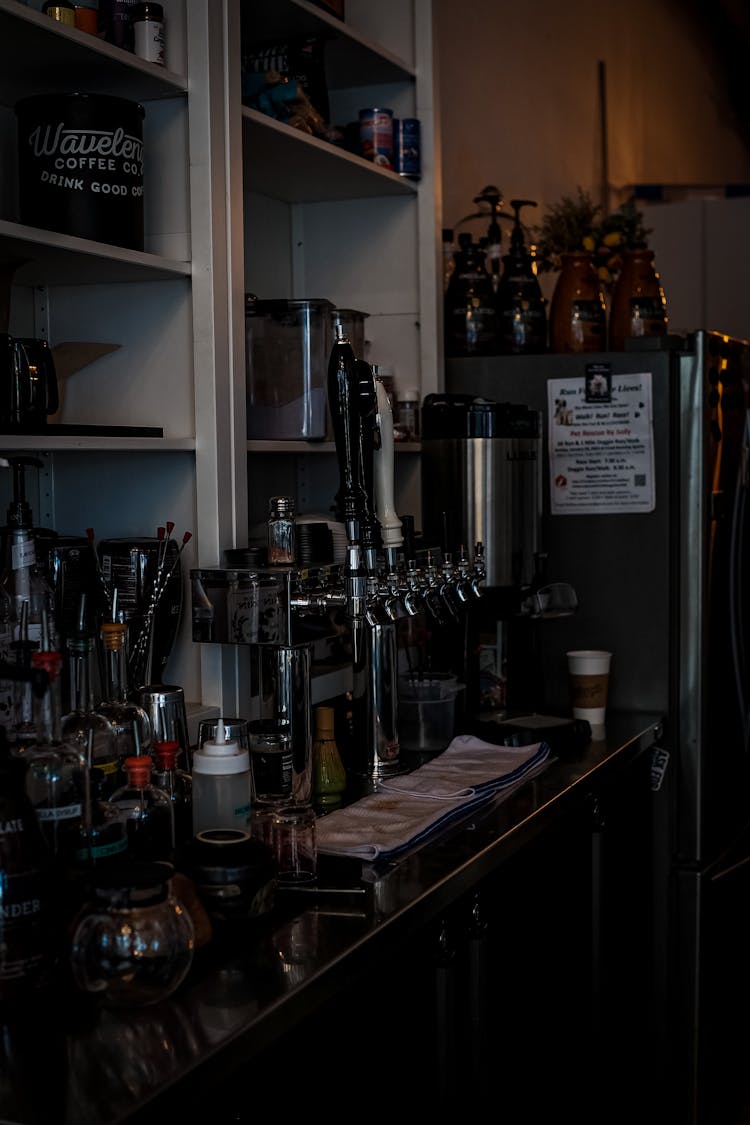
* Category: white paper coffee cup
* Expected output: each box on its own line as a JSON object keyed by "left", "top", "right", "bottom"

{"left": 567, "top": 650, "right": 612, "bottom": 726}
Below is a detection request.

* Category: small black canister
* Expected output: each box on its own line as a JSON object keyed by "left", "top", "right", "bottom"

{"left": 189, "top": 829, "right": 277, "bottom": 926}
{"left": 15, "top": 93, "right": 145, "bottom": 251}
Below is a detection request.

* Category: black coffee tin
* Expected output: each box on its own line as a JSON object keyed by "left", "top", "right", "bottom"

{"left": 15, "top": 93, "right": 145, "bottom": 251}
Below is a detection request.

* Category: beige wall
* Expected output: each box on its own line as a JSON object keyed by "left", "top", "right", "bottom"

{"left": 435, "top": 0, "right": 750, "bottom": 252}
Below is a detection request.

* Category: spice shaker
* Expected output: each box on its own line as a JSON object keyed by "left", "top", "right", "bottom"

{"left": 267, "top": 496, "right": 296, "bottom": 565}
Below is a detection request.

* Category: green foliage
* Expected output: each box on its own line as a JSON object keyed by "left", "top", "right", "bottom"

{"left": 532, "top": 187, "right": 651, "bottom": 282}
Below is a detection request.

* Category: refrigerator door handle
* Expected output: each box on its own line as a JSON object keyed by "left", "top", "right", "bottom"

{"left": 729, "top": 409, "right": 750, "bottom": 751}
{"left": 651, "top": 744, "right": 670, "bottom": 792}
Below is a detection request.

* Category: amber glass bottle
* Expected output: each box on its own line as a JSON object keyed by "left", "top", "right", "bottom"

{"left": 548, "top": 252, "right": 607, "bottom": 353}
{"left": 609, "top": 246, "right": 668, "bottom": 350}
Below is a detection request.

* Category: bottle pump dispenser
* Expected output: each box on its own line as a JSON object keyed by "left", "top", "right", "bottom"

{"left": 496, "top": 199, "right": 547, "bottom": 355}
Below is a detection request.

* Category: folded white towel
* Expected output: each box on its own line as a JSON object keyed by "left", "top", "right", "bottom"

{"left": 316, "top": 736, "right": 550, "bottom": 861}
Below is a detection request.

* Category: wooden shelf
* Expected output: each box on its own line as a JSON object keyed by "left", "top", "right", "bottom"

{"left": 0, "top": 220, "right": 191, "bottom": 286}
{"left": 242, "top": 109, "right": 417, "bottom": 203}
{"left": 0, "top": 0, "right": 187, "bottom": 106}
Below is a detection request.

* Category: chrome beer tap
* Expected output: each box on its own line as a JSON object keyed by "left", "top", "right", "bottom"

{"left": 327, "top": 328, "right": 399, "bottom": 779}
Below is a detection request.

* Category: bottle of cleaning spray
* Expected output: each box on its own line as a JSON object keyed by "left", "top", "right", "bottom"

{"left": 191, "top": 719, "right": 253, "bottom": 835}
{"left": 496, "top": 198, "right": 548, "bottom": 355}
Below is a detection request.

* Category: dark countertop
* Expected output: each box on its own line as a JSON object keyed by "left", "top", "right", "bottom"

{"left": 0, "top": 711, "right": 663, "bottom": 1125}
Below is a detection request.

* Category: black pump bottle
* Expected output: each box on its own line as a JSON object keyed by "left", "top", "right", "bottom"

{"left": 496, "top": 199, "right": 547, "bottom": 355}
{"left": 444, "top": 231, "right": 499, "bottom": 357}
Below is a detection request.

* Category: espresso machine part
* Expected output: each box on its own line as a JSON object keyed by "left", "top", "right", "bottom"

{"left": 420, "top": 394, "right": 542, "bottom": 589}
{"left": 98, "top": 537, "right": 182, "bottom": 684}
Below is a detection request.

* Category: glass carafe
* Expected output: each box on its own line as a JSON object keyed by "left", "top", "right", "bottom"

{"left": 70, "top": 860, "right": 195, "bottom": 1007}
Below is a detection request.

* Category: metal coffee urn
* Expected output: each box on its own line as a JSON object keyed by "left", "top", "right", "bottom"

{"left": 420, "top": 393, "right": 544, "bottom": 716}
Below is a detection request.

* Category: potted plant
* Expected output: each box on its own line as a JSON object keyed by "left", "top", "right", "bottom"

{"left": 533, "top": 187, "right": 607, "bottom": 353}
{"left": 533, "top": 188, "right": 661, "bottom": 352}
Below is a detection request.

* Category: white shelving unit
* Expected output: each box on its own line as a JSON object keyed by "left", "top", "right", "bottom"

{"left": 242, "top": 0, "right": 439, "bottom": 534}
{"left": 0, "top": 0, "right": 233, "bottom": 718}
{"left": 0, "top": 0, "right": 439, "bottom": 721}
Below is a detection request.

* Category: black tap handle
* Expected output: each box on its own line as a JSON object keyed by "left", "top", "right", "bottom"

{"left": 354, "top": 359, "right": 378, "bottom": 550}
{"left": 327, "top": 331, "right": 368, "bottom": 527}
{"left": 401, "top": 514, "right": 416, "bottom": 562}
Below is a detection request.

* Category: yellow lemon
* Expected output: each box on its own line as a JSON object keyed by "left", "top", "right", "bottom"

{"left": 603, "top": 231, "right": 622, "bottom": 247}
{"left": 582, "top": 235, "right": 596, "bottom": 252}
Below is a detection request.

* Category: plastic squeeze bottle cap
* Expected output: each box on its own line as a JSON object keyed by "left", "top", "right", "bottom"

{"left": 193, "top": 718, "right": 250, "bottom": 775}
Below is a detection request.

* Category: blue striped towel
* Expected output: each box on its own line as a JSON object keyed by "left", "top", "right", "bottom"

{"left": 315, "top": 736, "right": 551, "bottom": 861}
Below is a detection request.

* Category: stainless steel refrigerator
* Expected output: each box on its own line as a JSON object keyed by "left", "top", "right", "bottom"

{"left": 445, "top": 330, "right": 750, "bottom": 1124}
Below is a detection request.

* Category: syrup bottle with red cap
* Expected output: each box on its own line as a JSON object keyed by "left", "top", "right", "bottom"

{"left": 20, "top": 647, "right": 86, "bottom": 870}
{"left": 152, "top": 739, "right": 192, "bottom": 854}
{"left": 110, "top": 755, "right": 174, "bottom": 863}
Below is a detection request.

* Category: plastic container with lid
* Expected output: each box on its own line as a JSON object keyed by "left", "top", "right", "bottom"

{"left": 245, "top": 297, "right": 333, "bottom": 440}
{"left": 394, "top": 387, "right": 420, "bottom": 442}
{"left": 187, "top": 829, "right": 277, "bottom": 924}
{"left": 192, "top": 719, "right": 253, "bottom": 835}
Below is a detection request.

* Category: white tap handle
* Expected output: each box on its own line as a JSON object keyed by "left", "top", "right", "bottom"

{"left": 373, "top": 376, "right": 403, "bottom": 548}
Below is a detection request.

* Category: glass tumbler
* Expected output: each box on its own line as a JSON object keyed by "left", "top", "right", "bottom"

{"left": 248, "top": 719, "right": 294, "bottom": 807}
{"left": 70, "top": 860, "right": 195, "bottom": 1007}
{"left": 272, "top": 803, "right": 317, "bottom": 884}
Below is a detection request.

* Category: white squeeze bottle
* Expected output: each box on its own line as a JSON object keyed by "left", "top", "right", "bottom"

{"left": 191, "top": 719, "right": 253, "bottom": 835}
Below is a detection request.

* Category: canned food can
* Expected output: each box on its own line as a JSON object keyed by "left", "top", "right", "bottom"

{"left": 358, "top": 107, "right": 393, "bottom": 169}
{"left": 393, "top": 117, "right": 421, "bottom": 180}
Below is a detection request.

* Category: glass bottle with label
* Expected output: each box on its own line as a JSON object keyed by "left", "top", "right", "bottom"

{"left": 62, "top": 622, "right": 119, "bottom": 797}
{"left": 96, "top": 620, "right": 152, "bottom": 764}
{"left": 0, "top": 730, "right": 54, "bottom": 1002}
{"left": 20, "top": 650, "right": 86, "bottom": 870}
{"left": 73, "top": 769, "right": 128, "bottom": 871}
{"left": 68, "top": 767, "right": 129, "bottom": 915}
{"left": 608, "top": 245, "right": 668, "bottom": 350}
{"left": 548, "top": 252, "right": 607, "bottom": 354}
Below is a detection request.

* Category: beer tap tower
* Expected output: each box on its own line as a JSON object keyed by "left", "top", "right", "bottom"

{"left": 189, "top": 329, "right": 486, "bottom": 784}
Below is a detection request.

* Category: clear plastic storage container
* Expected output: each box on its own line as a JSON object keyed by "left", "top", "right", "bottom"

{"left": 245, "top": 297, "right": 334, "bottom": 440}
